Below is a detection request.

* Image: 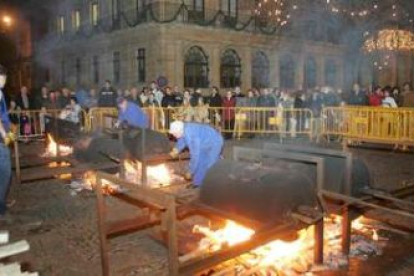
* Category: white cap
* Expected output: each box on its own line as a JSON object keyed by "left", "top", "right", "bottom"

{"left": 169, "top": 121, "right": 184, "bottom": 137}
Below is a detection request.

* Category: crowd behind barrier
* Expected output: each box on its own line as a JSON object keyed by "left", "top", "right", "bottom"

{"left": 6, "top": 80, "right": 414, "bottom": 147}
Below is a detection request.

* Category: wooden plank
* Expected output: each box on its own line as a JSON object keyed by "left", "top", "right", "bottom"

{"left": 20, "top": 162, "right": 118, "bottom": 182}
{"left": 106, "top": 215, "right": 161, "bottom": 237}
{"left": 166, "top": 196, "right": 179, "bottom": 276}
{"left": 0, "top": 262, "right": 21, "bottom": 275}
{"left": 96, "top": 172, "right": 171, "bottom": 208}
{"left": 0, "top": 231, "right": 9, "bottom": 244}
{"left": 95, "top": 177, "right": 109, "bottom": 276}
{"left": 0, "top": 240, "right": 30, "bottom": 259}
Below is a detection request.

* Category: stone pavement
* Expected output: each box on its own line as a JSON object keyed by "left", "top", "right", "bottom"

{"left": 2, "top": 140, "right": 414, "bottom": 276}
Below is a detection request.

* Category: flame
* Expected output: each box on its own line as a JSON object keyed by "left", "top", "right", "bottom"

{"left": 82, "top": 171, "right": 120, "bottom": 194}
{"left": 191, "top": 215, "right": 382, "bottom": 273}
{"left": 42, "top": 134, "right": 73, "bottom": 157}
{"left": 123, "top": 160, "right": 173, "bottom": 186}
{"left": 372, "top": 229, "right": 379, "bottom": 241}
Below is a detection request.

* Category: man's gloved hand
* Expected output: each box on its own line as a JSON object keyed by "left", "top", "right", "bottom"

{"left": 169, "top": 148, "right": 179, "bottom": 159}
{"left": 184, "top": 172, "right": 192, "bottom": 181}
{"left": 4, "top": 132, "right": 15, "bottom": 146}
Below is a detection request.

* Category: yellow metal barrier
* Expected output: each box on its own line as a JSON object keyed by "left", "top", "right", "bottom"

{"left": 87, "top": 107, "right": 314, "bottom": 140}
{"left": 9, "top": 108, "right": 88, "bottom": 140}
{"left": 322, "top": 106, "right": 414, "bottom": 147}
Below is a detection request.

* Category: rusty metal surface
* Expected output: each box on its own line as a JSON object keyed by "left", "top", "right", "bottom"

{"left": 199, "top": 159, "right": 320, "bottom": 224}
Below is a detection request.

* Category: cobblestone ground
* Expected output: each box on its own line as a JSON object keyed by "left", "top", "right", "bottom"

{"left": 3, "top": 140, "right": 414, "bottom": 276}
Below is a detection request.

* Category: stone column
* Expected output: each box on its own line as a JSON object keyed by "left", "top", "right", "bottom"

{"left": 316, "top": 56, "right": 324, "bottom": 87}
{"left": 209, "top": 45, "right": 221, "bottom": 89}
{"left": 296, "top": 53, "right": 305, "bottom": 90}
{"left": 240, "top": 46, "right": 252, "bottom": 91}
{"left": 269, "top": 50, "right": 279, "bottom": 88}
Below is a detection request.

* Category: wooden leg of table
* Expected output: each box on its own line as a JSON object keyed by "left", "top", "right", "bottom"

{"left": 96, "top": 177, "right": 110, "bottom": 276}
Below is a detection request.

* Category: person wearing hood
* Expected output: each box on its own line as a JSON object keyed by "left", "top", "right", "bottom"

{"left": 169, "top": 121, "right": 223, "bottom": 188}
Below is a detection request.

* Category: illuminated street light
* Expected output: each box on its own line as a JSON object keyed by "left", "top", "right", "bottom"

{"left": 2, "top": 15, "right": 12, "bottom": 27}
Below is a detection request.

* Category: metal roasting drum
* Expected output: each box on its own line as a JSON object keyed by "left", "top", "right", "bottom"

{"left": 199, "top": 159, "right": 320, "bottom": 225}
{"left": 73, "top": 127, "right": 171, "bottom": 163}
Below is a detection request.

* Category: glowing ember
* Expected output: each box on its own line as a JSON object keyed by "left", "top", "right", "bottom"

{"left": 42, "top": 134, "right": 73, "bottom": 157}
{"left": 191, "top": 215, "right": 384, "bottom": 274}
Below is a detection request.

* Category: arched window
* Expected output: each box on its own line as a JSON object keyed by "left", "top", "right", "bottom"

{"left": 325, "top": 59, "right": 337, "bottom": 87}
{"left": 220, "top": 49, "right": 241, "bottom": 88}
{"left": 184, "top": 46, "right": 209, "bottom": 88}
{"left": 305, "top": 56, "right": 317, "bottom": 89}
{"left": 252, "top": 51, "right": 269, "bottom": 88}
{"left": 279, "top": 54, "right": 295, "bottom": 89}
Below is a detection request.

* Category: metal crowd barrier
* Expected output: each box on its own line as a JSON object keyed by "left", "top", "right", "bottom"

{"left": 9, "top": 108, "right": 88, "bottom": 140}
{"left": 87, "top": 107, "right": 314, "bottom": 140}
{"left": 322, "top": 106, "right": 414, "bottom": 147}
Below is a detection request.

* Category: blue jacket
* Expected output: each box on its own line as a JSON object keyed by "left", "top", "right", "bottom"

{"left": 118, "top": 101, "right": 149, "bottom": 128}
{"left": 0, "top": 90, "right": 10, "bottom": 132}
{"left": 176, "top": 123, "right": 223, "bottom": 186}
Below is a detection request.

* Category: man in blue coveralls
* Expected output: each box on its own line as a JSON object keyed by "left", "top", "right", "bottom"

{"left": 116, "top": 97, "right": 149, "bottom": 128}
{"left": 0, "top": 65, "right": 14, "bottom": 219}
{"left": 169, "top": 121, "right": 223, "bottom": 188}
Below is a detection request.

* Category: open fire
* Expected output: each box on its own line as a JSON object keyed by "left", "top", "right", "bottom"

{"left": 70, "top": 159, "right": 179, "bottom": 195}
{"left": 189, "top": 215, "right": 384, "bottom": 275}
{"left": 41, "top": 134, "right": 73, "bottom": 157}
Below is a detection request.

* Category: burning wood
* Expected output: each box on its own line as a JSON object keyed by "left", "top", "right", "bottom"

{"left": 123, "top": 160, "right": 182, "bottom": 188}
{"left": 41, "top": 134, "right": 73, "bottom": 157}
{"left": 70, "top": 171, "right": 124, "bottom": 195}
{"left": 188, "top": 215, "right": 386, "bottom": 275}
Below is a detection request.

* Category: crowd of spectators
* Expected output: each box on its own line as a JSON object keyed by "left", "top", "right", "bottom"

{"left": 6, "top": 79, "right": 414, "bottom": 138}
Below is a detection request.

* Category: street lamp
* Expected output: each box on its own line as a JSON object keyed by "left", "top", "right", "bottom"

{"left": 2, "top": 15, "right": 12, "bottom": 27}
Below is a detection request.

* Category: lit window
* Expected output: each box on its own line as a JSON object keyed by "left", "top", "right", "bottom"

{"left": 280, "top": 54, "right": 295, "bottom": 89}
{"left": 72, "top": 10, "right": 81, "bottom": 31}
{"left": 91, "top": 3, "right": 99, "bottom": 27}
{"left": 221, "top": 0, "right": 238, "bottom": 17}
{"left": 220, "top": 49, "right": 241, "bottom": 88}
{"left": 252, "top": 51, "right": 269, "bottom": 88}
{"left": 57, "top": 15, "right": 65, "bottom": 34}
{"left": 184, "top": 46, "right": 209, "bottom": 88}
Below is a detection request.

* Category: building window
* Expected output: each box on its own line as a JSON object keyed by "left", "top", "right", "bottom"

{"left": 92, "top": 56, "right": 99, "bottom": 84}
{"left": 220, "top": 49, "right": 241, "bottom": 88}
{"left": 188, "top": 0, "right": 204, "bottom": 21}
{"left": 221, "top": 0, "right": 238, "bottom": 17}
{"left": 61, "top": 59, "right": 66, "bottom": 85}
{"left": 252, "top": 51, "right": 269, "bottom": 88}
{"left": 325, "top": 59, "right": 337, "bottom": 87}
{"left": 75, "top": 58, "right": 81, "bottom": 85}
{"left": 57, "top": 15, "right": 65, "bottom": 34}
{"left": 72, "top": 10, "right": 81, "bottom": 31}
{"left": 280, "top": 54, "right": 295, "bottom": 89}
{"left": 305, "top": 56, "right": 317, "bottom": 89}
{"left": 91, "top": 2, "right": 99, "bottom": 27}
{"left": 112, "top": 0, "right": 120, "bottom": 24}
{"left": 137, "top": 48, "right": 146, "bottom": 83}
{"left": 184, "top": 46, "right": 209, "bottom": 88}
{"left": 113, "top": 52, "right": 121, "bottom": 84}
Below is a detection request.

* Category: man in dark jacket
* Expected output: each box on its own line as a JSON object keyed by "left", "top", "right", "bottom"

{"left": 347, "top": 83, "right": 367, "bottom": 106}
{"left": 98, "top": 80, "right": 117, "bottom": 107}
{"left": 15, "top": 86, "right": 33, "bottom": 110}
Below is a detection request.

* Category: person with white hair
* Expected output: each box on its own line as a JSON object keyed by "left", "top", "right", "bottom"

{"left": 169, "top": 121, "right": 223, "bottom": 188}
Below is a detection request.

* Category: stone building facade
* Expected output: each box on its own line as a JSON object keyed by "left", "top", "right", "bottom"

{"left": 33, "top": 0, "right": 346, "bottom": 92}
